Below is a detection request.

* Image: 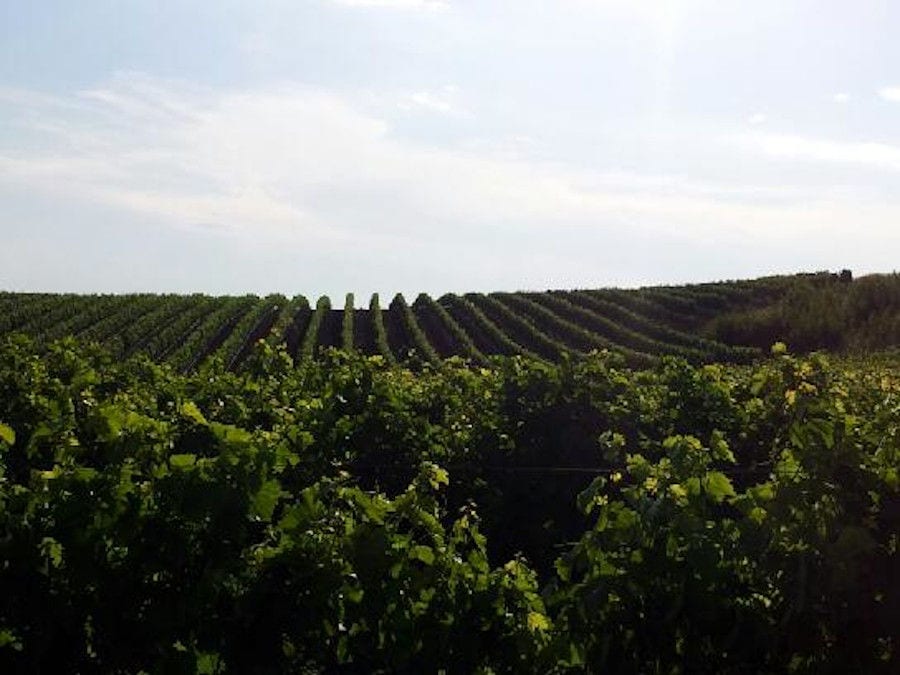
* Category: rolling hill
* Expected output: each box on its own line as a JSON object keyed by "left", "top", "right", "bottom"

{"left": 2, "top": 270, "right": 898, "bottom": 371}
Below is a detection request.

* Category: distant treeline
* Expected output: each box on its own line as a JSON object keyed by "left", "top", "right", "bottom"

{"left": 709, "top": 272, "right": 900, "bottom": 352}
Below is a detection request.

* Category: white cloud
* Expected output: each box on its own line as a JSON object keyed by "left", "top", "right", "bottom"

{"left": 747, "top": 113, "right": 767, "bottom": 125}
{"left": 738, "top": 131, "right": 900, "bottom": 172}
{"left": 398, "top": 85, "right": 467, "bottom": 116}
{"left": 833, "top": 92, "right": 850, "bottom": 104}
{"left": 459, "top": 135, "right": 542, "bottom": 161}
{"left": 1, "top": 73, "right": 899, "bottom": 258}
{"left": 878, "top": 86, "right": 900, "bottom": 102}
{"left": 330, "top": 0, "right": 448, "bottom": 9}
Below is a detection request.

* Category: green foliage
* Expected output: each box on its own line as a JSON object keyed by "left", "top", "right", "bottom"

{"left": 711, "top": 272, "right": 900, "bottom": 352}
{"left": 0, "top": 334, "right": 897, "bottom": 672}
{"left": 414, "top": 292, "right": 487, "bottom": 364}
{"left": 440, "top": 293, "right": 534, "bottom": 358}
{"left": 300, "top": 295, "right": 330, "bottom": 359}
{"left": 341, "top": 292, "right": 355, "bottom": 352}
{"left": 400, "top": 293, "right": 439, "bottom": 364}
{"left": 8, "top": 272, "right": 895, "bottom": 369}
{"left": 469, "top": 293, "right": 566, "bottom": 360}
{"left": 213, "top": 294, "right": 283, "bottom": 370}
{"left": 369, "top": 292, "right": 396, "bottom": 364}
{"left": 131, "top": 295, "right": 218, "bottom": 361}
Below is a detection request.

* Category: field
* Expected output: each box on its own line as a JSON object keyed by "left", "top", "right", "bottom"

{"left": 0, "top": 273, "right": 838, "bottom": 370}
{"left": 1, "top": 272, "right": 899, "bottom": 672}
{"left": 4, "top": 272, "right": 898, "bottom": 373}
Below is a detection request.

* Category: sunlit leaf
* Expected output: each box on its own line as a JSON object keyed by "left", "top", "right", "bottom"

{"left": 704, "top": 471, "right": 736, "bottom": 503}
{"left": 180, "top": 401, "right": 207, "bottom": 426}
{"left": 169, "top": 453, "right": 197, "bottom": 469}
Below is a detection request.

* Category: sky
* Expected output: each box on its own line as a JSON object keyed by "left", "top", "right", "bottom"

{"left": 1, "top": 0, "right": 899, "bottom": 299}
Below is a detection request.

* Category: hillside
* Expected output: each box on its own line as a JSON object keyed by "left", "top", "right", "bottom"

{"left": 2, "top": 273, "right": 899, "bottom": 671}
{"left": 2, "top": 271, "right": 899, "bottom": 371}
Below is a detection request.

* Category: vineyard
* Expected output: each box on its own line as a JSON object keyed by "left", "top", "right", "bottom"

{"left": 2, "top": 270, "right": 899, "bottom": 672}
{"left": 5, "top": 270, "right": 898, "bottom": 370}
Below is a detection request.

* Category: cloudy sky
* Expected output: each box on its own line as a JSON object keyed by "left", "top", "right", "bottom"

{"left": 2, "top": 1, "right": 899, "bottom": 298}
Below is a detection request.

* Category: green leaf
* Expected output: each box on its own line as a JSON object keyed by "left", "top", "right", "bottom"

{"left": 704, "top": 471, "right": 736, "bottom": 503}
{"left": 527, "top": 611, "right": 551, "bottom": 632}
{"left": 336, "top": 635, "right": 350, "bottom": 663}
{"left": 775, "top": 450, "right": 802, "bottom": 480}
{"left": 180, "top": 401, "right": 208, "bottom": 426}
{"left": 555, "top": 557, "right": 571, "bottom": 582}
{"left": 668, "top": 483, "right": 688, "bottom": 504}
{"left": 351, "top": 491, "right": 388, "bottom": 523}
{"left": 251, "top": 479, "right": 283, "bottom": 521}
{"left": 196, "top": 651, "right": 221, "bottom": 674}
{"left": 0, "top": 628, "right": 23, "bottom": 651}
{"left": 750, "top": 482, "right": 775, "bottom": 501}
{"left": 710, "top": 430, "right": 735, "bottom": 463}
{"left": 576, "top": 476, "right": 607, "bottom": 515}
{"left": 40, "top": 467, "right": 60, "bottom": 480}
{"left": 420, "top": 462, "right": 449, "bottom": 489}
{"left": 40, "top": 537, "right": 64, "bottom": 569}
{"left": 91, "top": 405, "right": 127, "bottom": 441}
{"left": 73, "top": 467, "right": 99, "bottom": 481}
{"left": 431, "top": 466, "right": 449, "bottom": 488}
{"left": 344, "top": 585, "right": 364, "bottom": 603}
{"left": 684, "top": 476, "right": 702, "bottom": 497}
{"left": 409, "top": 545, "right": 435, "bottom": 565}
{"left": 808, "top": 417, "right": 835, "bottom": 449}
{"left": 210, "top": 422, "right": 252, "bottom": 445}
{"left": 169, "top": 454, "right": 197, "bottom": 469}
{"left": 750, "top": 371, "right": 768, "bottom": 396}
{"left": 0, "top": 423, "right": 14, "bottom": 446}
{"left": 884, "top": 467, "right": 899, "bottom": 490}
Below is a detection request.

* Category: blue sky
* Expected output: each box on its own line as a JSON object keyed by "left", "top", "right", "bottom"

{"left": 1, "top": 0, "right": 899, "bottom": 298}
